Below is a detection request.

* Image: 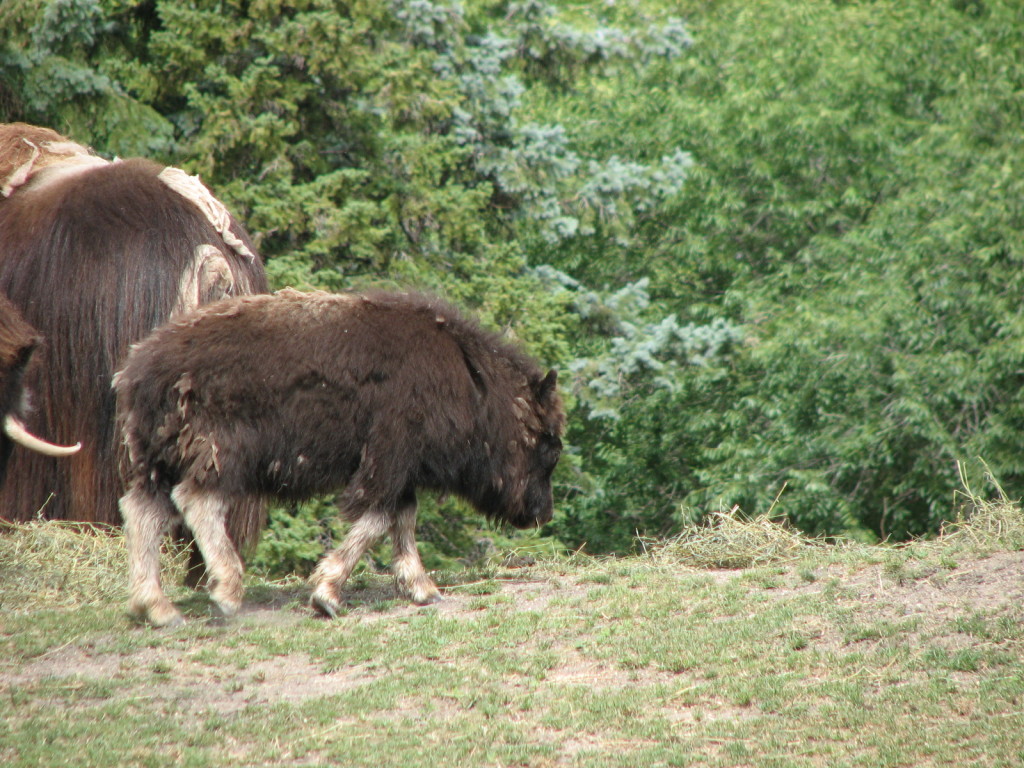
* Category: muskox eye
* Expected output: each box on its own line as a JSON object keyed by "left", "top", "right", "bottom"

{"left": 539, "top": 433, "right": 562, "bottom": 468}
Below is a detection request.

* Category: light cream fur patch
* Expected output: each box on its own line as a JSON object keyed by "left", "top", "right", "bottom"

{"left": 157, "top": 167, "right": 257, "bottom": 262}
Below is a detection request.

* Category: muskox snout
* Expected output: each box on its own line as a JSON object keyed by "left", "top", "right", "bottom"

{"left": 508, "top": 491, "right": 554, "bottom": 529}
{"left": 532, "top": 504, "right": 554, "bottom": 528}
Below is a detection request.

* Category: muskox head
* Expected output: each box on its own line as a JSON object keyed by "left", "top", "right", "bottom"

{"left": 0, "top": 294, "right": 80, "bottom": 482}
{"left": 477, "top": 368, "right": 565, "bottom": 529}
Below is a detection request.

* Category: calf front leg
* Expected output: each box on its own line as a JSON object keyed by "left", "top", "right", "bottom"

{"left": 309, "top": 511, "right": 390, "bottom": 618}
{"left": 171, "top": 482, "right": 244, "bottom": 619}
{"left": 121, "top": 483, "right": 182, "bottom": 628}
{"left": 390, "top": 499, "right": 442, "bottom": 605}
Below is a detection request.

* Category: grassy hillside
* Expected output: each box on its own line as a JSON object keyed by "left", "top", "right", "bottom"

{"left": 2, "top": 488, "right": 1024, "bottom": 767}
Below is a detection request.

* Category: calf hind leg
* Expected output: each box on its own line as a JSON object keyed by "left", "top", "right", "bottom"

{"left": 121, "top": 483, "right": 183, "bottom": 628}
{"left": 391, "top": 499, "right": 442, "bottom": 605}
{"left": 171, "top": 482, "right": 245, "bottom": 619}
{"left": 309, "top": 511, "right": 391, "bottom": 618}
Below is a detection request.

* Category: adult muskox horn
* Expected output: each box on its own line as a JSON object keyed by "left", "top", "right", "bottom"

{"left": 3, "top": 415, "right": 81, "bottom": 456}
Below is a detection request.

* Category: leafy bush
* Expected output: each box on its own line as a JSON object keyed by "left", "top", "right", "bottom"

{"left": 533, "top": 0, "right": 1024, "bottom": 545}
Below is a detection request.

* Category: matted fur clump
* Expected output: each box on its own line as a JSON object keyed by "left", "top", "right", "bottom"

{"left": 0, "top": 122, "right": 101, "bottom": 198}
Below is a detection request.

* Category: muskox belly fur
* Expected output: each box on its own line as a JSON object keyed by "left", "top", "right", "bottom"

{"left": 115, "top": 289, "right": 565, "bottom": 627}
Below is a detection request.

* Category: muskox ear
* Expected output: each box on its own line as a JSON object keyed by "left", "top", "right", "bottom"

{"left": 536, "top": 369, "right": 558, "bottom": 403}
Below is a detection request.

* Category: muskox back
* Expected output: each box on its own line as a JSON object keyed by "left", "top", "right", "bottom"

{"left": 0, "top": 130, "right": 267, "bottom": 549}
{"left": 118, "top": 290, "right": 557, "bottom": 508}
{"left": 0, "top": 122, "right": 107, "bottom": 198}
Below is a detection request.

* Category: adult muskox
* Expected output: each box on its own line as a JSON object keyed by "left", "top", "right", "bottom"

{"left": 115, "top": 289, "right": 565, "bottom": 627}
{"left": 0, "top": 123, "right": 267, "bottom": 562}
{"left": 0, "top": 292, "right": 80, "bottom": 484}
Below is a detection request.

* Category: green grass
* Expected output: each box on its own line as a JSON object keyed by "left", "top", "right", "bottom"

{"left": 3, "top": 486, "right": 1024, "bottom": 766}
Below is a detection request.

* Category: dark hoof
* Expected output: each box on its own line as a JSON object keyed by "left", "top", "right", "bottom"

{"left": 310, "top": 593, "right": 340, "bottom": 619}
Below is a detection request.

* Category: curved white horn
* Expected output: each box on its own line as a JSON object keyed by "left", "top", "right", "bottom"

{"left": 4, "top": 415, "right": 81, "bottom": 457}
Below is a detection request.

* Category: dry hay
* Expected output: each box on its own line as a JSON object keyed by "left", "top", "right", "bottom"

{"left": 928, "top": 460, "right": 1024, "bottom": 553}
{"left": 644, "top": 506, "right": 829, "bottom": 569}
{"left": 0, "top": 518, "right": 187, "bottom": 611}
{"left": 647, "top": 462, "right": 1024, "bottom": 570}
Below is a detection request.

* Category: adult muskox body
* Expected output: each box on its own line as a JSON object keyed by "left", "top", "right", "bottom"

{"left": 115, "top": 289, "right": 565, "bottom": 627}
{"left": 0, "top": 123, "right": 267, "bottom": 559}
{"left": 0, "top": 292, "right": 80, "bottom": 484}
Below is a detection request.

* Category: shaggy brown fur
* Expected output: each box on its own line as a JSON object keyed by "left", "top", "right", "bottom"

{"left": 115, "top": 289, "right": 565, "bottom": 626}
{"left": 0, "top": 125, "right": 268, "bottom": 568}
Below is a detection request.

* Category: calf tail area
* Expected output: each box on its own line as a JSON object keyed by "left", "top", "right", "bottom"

{"left": 115, "top": 378, "right": 267, "bottom": 587}
{"left": 226, "top": 496, "right": 269, "bottom": 553}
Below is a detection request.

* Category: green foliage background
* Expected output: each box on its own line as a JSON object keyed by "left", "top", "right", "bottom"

{"left": 4, "top": 0, "right": 1024, "bottom": 564}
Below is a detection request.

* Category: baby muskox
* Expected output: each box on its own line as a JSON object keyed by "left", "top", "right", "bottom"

{"left": 115, "top": 288, "right": 565, "bottom": 627}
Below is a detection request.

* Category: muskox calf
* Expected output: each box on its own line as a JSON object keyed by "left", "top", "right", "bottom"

{"left": 115, "top": 289, "right": 565, "bottom": 627}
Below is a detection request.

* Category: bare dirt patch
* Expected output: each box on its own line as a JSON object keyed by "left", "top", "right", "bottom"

{"left": 5, "top": 626, "right": 378, "bottom": 715}
{"left": 4, "top": 550, "right": 1022, "bottom": 721}
{"left": 796, "top": 549, "right": 1024, "bottom": 617}
{"left": 769, "top": 549, "right": 1024, "bottom": 657}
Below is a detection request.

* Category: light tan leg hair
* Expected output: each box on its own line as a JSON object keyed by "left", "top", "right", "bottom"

{"left": 309, "top": 511, "right": 391, "bottom": 618}
{"left": 171, "top": 481, "right": 244, "bottom": 619}
{"left": 121, "top": 483, "right": 183, "bottom": 628}
{"left": 391, "top": 501, "right": 442, "bottom": 605}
